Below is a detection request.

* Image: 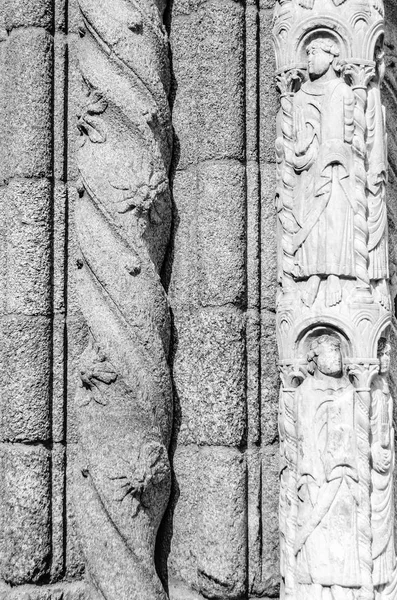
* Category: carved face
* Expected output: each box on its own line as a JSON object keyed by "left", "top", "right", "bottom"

{"left": 307, "top": 44, "right": 334, "bottom": 79}
{"left": 316, "top": 341, "right": 343, "bottom": 376}
{"left": 379, "top": 348, "right": 391, "bottom": 374}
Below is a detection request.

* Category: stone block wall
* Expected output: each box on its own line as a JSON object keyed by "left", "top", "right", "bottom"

{"left": 0, "top": 0, "right": 396, "bottom": 598}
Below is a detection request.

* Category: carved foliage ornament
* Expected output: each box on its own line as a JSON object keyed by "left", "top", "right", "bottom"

{"left": 273, "top": 1, "right": 396, "bottom": 599}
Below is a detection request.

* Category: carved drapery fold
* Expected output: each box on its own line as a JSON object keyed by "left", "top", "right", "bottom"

{"left": 73, "top": 1, "right": 173, "bottom": 598}
{"left": 273, "top": 1, "right": 396, "bottom": 599}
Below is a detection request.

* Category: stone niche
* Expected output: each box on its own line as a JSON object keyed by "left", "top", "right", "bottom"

{"left": 0, "top": 0, "right": 397, "bottom": 599}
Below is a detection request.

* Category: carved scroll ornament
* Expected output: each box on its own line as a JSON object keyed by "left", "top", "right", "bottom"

{"left": 73, "top": 1, "right": 173, "bottom": 598}
{"left": 273, "top": 1, "right": 396, "bottom": 599}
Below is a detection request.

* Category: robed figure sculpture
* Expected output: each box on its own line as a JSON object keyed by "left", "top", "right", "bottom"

{"left": 295, "top": 335, "right": 361, "bottom": 600}
{"left": 292, "top": 39, "right": 356, "bottom": 308}
{"left": 274, "top": 2, "right": 394, "bottom": 600}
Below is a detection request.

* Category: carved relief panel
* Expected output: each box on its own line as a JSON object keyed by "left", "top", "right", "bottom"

{"left": 273, "top": 1, "right": 395, "bottom": 599}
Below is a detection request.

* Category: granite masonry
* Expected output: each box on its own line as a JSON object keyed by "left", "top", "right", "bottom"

{"left": 0, "top": 0, "right": 397, "bottom": 599}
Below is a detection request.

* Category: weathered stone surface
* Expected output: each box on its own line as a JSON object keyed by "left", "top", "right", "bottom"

{"left": 0, "top": 581, "right": 87, "bottom": 600}
{"left": 72, "top": 0, "right": 173, "bottom": 598}
{"left": 1, "top": 0, "right": 53, "bottom": 30}
{"left": 170, "top": 0, "right": 245, "bottom": 169}
{"left": 0, "top": 444, "right": 51, "bottom": 585}
{"left": 260, "top": 445, "right": 280, "bottom": 596}
{"left": 3, "top": 179, "right": 52, "bottom": 316}
{"left": 0, "top": 316, "right": 51, "bottom": 442}
{"left": 1, "top": 0, "right": 397, "bottom": 598}
{"left": 3, "top": 28, "right": 53, "bottom": 179}
{"left": 173, "top": 307, "right": 246, "bottom": 446}
{"left": 196, "top": 447, "right": 246, "bottom": 599}
{"left": 0, "top": 0, "right": 64, "bottom": 592}
{"left": 169, "top": 446, "right": 247, "bottom": 598}
{"left": 170, "top": 162, "right": 246, "bottom": 309}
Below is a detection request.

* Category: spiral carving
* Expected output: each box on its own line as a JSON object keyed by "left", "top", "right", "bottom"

{"left": 276, "top": 71, "right": 302, "bottom": 291}
{"left": 347, "top": 66, "right": 375, "bottom": 292}
{"left": 73, "top": 1, "right": 173, "bottom": 598}
{"left": 279, "top": 367, "right": 303, "bottom": 599}
{"left": 348, "top": 366, "right": 379, "bottom": 600}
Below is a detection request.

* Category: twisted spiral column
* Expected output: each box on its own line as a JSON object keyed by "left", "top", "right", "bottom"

{"left": 348, "top": 65, "right": 375, "bottom": 294}
{"left": 276, "top": 71, "right": 301, "bottom": 292}
{"left": 279, "top": 93, "right": 296, "bottom": 289}
{"left": 279, "top": 367, "right": 302, "bottom": 599}
{"left": 73, "top": 1, "right": 173, "bottom": 598}
{"left": 349, "top": 364, "right": 379, "bottom": 600}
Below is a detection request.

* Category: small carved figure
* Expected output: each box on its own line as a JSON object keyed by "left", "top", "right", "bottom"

{"left": 79, "top": 341, "right": 117, "bottom": 406}
{"left": 292, "top": 39, "right": 356, "bottom": 307}
{"left": 371, "top": 339, "right": 397, "bottom": 598}
{"left": 295, "top": 335, "right": 361, "bottom": 599}
{"left": 108, "top": 442, "right": 170, "bottom": 517}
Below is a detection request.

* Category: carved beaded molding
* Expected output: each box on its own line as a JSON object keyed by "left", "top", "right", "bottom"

{"left": 273, "top": 1, "right": 395, "bottom": 599}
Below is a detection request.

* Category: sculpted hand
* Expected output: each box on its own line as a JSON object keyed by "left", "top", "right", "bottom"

{"left": 295, "top": 107, "right": 314, "bottom": 156}
{"left": 372, "top": 442, "right": 391, "bottom": 473}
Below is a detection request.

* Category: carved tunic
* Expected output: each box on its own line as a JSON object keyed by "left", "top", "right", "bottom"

{"left": 292, "top": 79, "right": 356, "bottom": 279}
{"left": 295, "top": 372, "right": 361, "bottom": 589}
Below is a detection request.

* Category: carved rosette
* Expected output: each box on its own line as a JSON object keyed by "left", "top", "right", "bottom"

{"left": 73, "top": 1, "right": 173, "bottom": 598}
{"left": 273, "top": 1, "right": 395, "bottom": 599}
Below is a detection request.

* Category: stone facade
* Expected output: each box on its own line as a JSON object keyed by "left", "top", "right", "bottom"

{"left": 0, "top": 1, "right": 396, "bottom": 599}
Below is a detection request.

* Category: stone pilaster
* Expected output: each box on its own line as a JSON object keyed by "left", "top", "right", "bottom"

{"left": 0, "top": 0, "right": 54, "bottom": 586}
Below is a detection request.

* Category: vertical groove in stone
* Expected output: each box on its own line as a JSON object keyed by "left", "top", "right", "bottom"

{"left": 51, "top": 0, "right": 68, "bottom": 583}
{"left": 245, "top": 0, "right": 263, "bottom": 595}
{"left": 258, "top": 0, "right": 280, "bottom": 596}
{"left": 64, "top": 0, "right": 87, "bottom": 582}
{"left": 0, "top": 0, "right": 55, "bottom": 587}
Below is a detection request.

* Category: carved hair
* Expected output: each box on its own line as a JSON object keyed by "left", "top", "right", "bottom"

{"left": 306, "top": 38, "right": 342, "bottom": 74}
{"left": 307, "top": 334, "right": 341, "bottom": 374}
{"left": 307, "top": 38, "right": 340, "bottom": 58}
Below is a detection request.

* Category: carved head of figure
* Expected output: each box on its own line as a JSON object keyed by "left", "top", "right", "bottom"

{"left": 378, "top": 338, "right": 391, "bottom": 375}
{"left": 306, "top": 38, "right": 340, "bottom": 81}
{"left": 307, "top": 334, "right": 342, "bottom": 377}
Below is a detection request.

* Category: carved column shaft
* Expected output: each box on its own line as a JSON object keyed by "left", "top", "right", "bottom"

{"left": 166, "top": 1, "right": 248, "bottom": 598}
{"left": 273, "top": 2, "right": 395, "bottom": 599}
{"left": 73, "top": 1, "right": 173, "bottom": 598}
{"left": 0, "top": 0, "right": 67, "bottom": 588}
{"left": 276, "top": 83, "right": 299, "bottom": 291}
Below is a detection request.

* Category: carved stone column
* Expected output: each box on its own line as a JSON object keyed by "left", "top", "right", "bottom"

{"left": 0, "top": 0, "right": 67, "bottom": 592}
{"left": 273, "top": 1, "right": 396, "bottom": 599}
{"left": 72, "top": 1, "right": 173, "bottom": 598}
